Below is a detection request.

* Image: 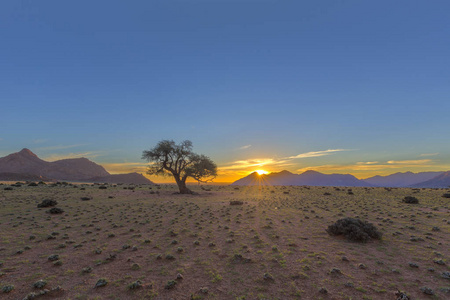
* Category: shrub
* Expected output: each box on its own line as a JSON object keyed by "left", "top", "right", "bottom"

{"left": 230, "top": 200, "right": 244, "bottom": 205}
{"left": 48, "top": 207, "right": 64, "bottom": 214}
{"left": 402, "top": 196, "right": 419, "bottom": 204}
{"left": 37, "top": 199, "right": 58, "bottom": 208}
{"left": 165, "top": 280, "right": 177, "bottom": 289}
{"left": 326, "top": 217, "right": 382, "bottom": 242}
{"left": 33, "top": 280, "right": 47, "bottom": 289}
{"left": 442, "top": 193, "right": 450, "bottom": 198}
{"left": 127, "top": 280, "right": 142, "bottom": 290}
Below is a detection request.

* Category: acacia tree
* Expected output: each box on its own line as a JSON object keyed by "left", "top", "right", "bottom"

{"left": 142, "top": 140, "right": 217, "bottom": 194}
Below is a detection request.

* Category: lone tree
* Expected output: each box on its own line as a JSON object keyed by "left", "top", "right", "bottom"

{"left": 142, "top": 140, "right": 217, "bottom": 194}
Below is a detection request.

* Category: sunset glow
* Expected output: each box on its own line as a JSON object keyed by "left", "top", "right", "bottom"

{"left": 255, "top": 170, "right": 269, "bottom": 175}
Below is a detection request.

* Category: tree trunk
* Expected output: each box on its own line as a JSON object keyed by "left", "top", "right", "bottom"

{"left": 174, "top": 175, "right": 193, "bottom": 194}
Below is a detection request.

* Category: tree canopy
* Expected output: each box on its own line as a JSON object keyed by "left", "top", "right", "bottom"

{"left": 142, "top": 140, "right": 217, "bottom": 194}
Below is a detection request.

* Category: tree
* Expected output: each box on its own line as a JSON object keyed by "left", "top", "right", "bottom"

{"left": 142, "top": 140, "right": 217, "bottom": 194}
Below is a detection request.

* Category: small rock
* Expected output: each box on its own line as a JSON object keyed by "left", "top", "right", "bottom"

{"left": 48, "top": 254, "right": 59, "bottom": 261}
{"left": 95, "top": 278, "right": 108, "bottom": 288}
{"left": 420, "top": 287, "right": 434, "bottom": 295}
{"left": 441, "top": 271, "right": 450, "bottom": 279}
{"left": 330, "top": 268, "right": 342, "bottom": 274}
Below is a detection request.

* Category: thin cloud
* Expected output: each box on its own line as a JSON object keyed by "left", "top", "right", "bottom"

{"left": 297, "top": 159, "right": 437, "bottom": 173}
{"left": 387, "top": 159, "right": 432, "bottom": 165}
{"left": 289, "top": 149, "right": 354, "bottom": 159}
{"left": 102, "top": 162, "right": 148, "bottom": 174}
{"left": 37, "top": 144, "right": 87, "bottom": 151}
{"left": 420, "top": 153, "right": 439, "bottom": 157}
{"left": 238, "top": 145, "right": 252, "bottom": 150}
{"left": 220, "top": 158, "right": 289, "bottom": 170}
{"left": 356, "top": 161, "right": 379, "bottom": 165}
{"left": 44, "top": 151, "right": 103, "bottom": 162}
{"left": 33, "top": 139, "right": 49, "bottom": 144}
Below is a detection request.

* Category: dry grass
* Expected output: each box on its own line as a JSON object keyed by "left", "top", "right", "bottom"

{"left": 0, "top": 182, "right": 449, "bottom": 299}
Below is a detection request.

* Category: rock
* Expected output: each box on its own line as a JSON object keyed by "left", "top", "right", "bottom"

{"left": 330, "top": 268, "right": 342, "bottom": 274}
{"left": 395, "top": 290, "right": 410, "bottom": 300}
{"left": 48, "top": 254, "right": 59, "bottom": 261}
{"left": 420, "top": 287, "right": 434, "bottom": 295}
{"left": 95, "top": 278, "right": 108, "bottom": 288}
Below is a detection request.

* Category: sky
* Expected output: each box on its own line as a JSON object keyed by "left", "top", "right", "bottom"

{"left": 1, "top": 0, "right": 450, "bottom": 183}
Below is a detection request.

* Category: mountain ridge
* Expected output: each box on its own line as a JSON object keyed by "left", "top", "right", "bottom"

{"left": 0, "top": 149, "right": 153, "bottom": 184}
{"left": 231, "top": 170, "right": 450, "bottom": 188}
{"left": 231, "top": 170, "right": 372, "bottom": 187}
{"left": 363, "top": 171, "right": 444, "bottom": 187}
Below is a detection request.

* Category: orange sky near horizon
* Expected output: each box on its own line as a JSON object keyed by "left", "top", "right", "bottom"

{"left": 104, "top": 161, "right": 450, "bottom": 184}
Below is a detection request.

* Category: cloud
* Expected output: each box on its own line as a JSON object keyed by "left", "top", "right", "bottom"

{"left": 387, "top": 159, "right": 432, "bottom": 165}
{"left": 220, "top": 158, "right": 290, "bottom": 170}
{"left": 356, "top": 161, "right": 379, "bottom": 165}
{"left": 44, "top": 151, "right": 104, "bottom": 162}
{"left": 33, "top": 139, "right": 49, "bottom": 144}
{"left": 420, "top": 153, "right": 439, "bottom": 157}
{"left": 297, "top": 159, "right": 437, "bottom": 174}
{"left": 37, "top": 144, "right": 86, "bottom": 151}
{"left": 238, "top": 145, "right": 252, "bottom": 150}
{"left": 102, "top": 162, "right": 148, "bottom": 174}
{"left": 288, "top": 149, "right": 354, "bottom": 159}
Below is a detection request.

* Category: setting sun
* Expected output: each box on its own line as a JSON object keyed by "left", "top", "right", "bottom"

{"left": 255, "top": 170, "right": 269, "bottom": 175}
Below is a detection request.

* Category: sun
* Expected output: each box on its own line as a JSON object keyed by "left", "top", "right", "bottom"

{"left": 255, "top": 170, "right": 269, "bottom": 175}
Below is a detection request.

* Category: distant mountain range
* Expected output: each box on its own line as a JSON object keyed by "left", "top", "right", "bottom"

{"left": 363, "top": 171, "right": 444, "bottom": 187}
{"left": 231, "top": 170, "right": 450, "bottom": 188}
{"left": 0, "top": 149, "right": 153, "bottom": 184}
{"left": 231, "top": 170, "right": 370, "bottom": 187}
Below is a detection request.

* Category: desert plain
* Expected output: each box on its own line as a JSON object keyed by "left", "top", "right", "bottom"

{"left": 0, "top": 182, "right": 449, "bottom": 299}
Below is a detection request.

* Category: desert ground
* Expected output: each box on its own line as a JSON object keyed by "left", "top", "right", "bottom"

{"left": 0, "top": 182, "right": 449, "bottom": 299}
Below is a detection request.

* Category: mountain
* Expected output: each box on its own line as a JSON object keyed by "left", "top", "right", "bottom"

{"left": 411, "top": 171, "right": 450, "bottom": 188}
{"left": 0, "top": 149, "right": 153, "bottom": 184}
{"left": 231, "top": 170, "right": 371, "bottom": 187}
{"left": 87, "top": 172, "right": 152, "bottom": 184}
{"left": 46, "top": 158, "right": 109, "bottom": 181}
{"left": 363, "top": 171, "right": 444, "bottom": 187}
{"left": 0, "top": 148, "right": 48, "bottom": 173}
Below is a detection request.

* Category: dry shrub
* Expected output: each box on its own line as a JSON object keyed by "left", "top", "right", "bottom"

{"left": 326, "top": 217, "right": 382, "bottom": 243}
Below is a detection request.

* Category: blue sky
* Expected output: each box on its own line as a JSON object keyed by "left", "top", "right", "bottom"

{"left": 1, "top": 0, "right": 449, "bottom": 182}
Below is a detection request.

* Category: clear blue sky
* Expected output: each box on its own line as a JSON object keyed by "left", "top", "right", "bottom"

{"left": 1, "top": 0, "right": 449, "bottom": 182}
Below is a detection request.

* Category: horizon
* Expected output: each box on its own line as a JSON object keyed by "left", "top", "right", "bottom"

{"left": 1, "top": 1, "right": 449, "bottom": 183}
{"left": 1, "top": 147, "right": 448, "bottom": 184}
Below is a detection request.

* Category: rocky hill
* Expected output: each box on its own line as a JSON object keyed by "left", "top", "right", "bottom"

{"left": 0, "top": 149, "right": 153, "bottom": 184}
